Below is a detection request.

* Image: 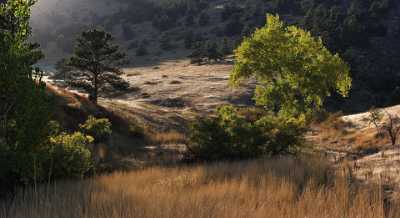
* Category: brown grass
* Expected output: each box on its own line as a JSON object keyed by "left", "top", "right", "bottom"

{"left": 147, "top": 131, "right": 187, "bottom": 145}
{"left": 1, "top": 157, "right": 399, "bottom": 218}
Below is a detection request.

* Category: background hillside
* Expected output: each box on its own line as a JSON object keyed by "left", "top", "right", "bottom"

{"left": 31, "top": 0, "right": 400, "bottom": 112}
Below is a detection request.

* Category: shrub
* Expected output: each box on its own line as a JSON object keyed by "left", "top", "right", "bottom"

{"left": 188, "top": 106, "right": 305, "bottom": 161}
{"left": 79, "top": 116, "right": 112, "bottom": 143}
{"left": 48, "top": 132, "right": 93, "bottom": 179}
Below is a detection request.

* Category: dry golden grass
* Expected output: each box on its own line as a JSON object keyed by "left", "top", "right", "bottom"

{"left": 148, "top": 131, "right": 187, "bottom": 145}
{"left": 1, "top": 157, "right": 399, "bottom": 218}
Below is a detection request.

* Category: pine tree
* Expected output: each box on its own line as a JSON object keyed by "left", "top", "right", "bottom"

{"left": 189, "top": 42, "right": 205, "bottom": 65}
{"left": 206, "top": 42, "right": 223, "bottom": 62}
{"left": 222, "top": 38, "right": 231, "bottom": 55}
{"left": 67, "top": 29, "right": 128, "bottom": 103}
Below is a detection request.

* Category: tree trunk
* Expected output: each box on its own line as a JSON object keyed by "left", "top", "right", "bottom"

{"left": 93, "top": 74, "right": 98, "bottom": 104}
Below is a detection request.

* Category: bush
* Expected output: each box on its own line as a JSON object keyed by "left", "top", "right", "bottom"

{"left": 79, "top": 116, "right": 112, "bottom": 143}
{"left": 48, "top": 132, "right": 93, "bottom": 179}
{"left": 188, "top": 106, "right": 305, "bottom": 161}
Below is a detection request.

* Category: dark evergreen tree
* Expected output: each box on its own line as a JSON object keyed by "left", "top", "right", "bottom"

{"left": 189, "top": 42, "right": 205, "bottom": 65}
{"left": 67, "top": 29, "right": 128, "bottom": 103}
{"left": 184, "top": 30, "right": 195, "bottom": 49}
{"left": 54, "top": 58, "right": 72, "bottom": 81}
{"left": 206, "top": 42, "right": 223, "bottom": 62}
{"left": 198, "top": 12, "right": 210, "bottom": 26}
{"left": 185, "top": 14, "right": 195, "bottom": 26}
{"left": 224, "top": 15, "right": 244, "bottom": 36}
{"left": 222, "top": 38, "right": 231, "bottom": 55}
{"left": 159, "top": 34, "right": 174, "bottom": 50}
{"left": 136, "top": 40, "right": 148, "bottom": 56}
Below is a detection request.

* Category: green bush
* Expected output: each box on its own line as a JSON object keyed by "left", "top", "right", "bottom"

{"left": 188, "top": 106, "right": 305, "bottom": 161}
{"left": 48, "top": 132, "right": 93, "bottom": 179}
{"left": 79, "top": 116, "right": 112, "bottom": 143}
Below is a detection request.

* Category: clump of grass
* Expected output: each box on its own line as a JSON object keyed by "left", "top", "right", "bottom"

{"left": 1, "top": 157, "right": 399, "bottom": 218}
{"left": 169, "top": 80, "right": 182, "bottom": 85}
{"left": 126, "top": 72, "right": 141, "bottom": 77}
{"left": 148, "top": 131, "right": 187, "bottom": 145}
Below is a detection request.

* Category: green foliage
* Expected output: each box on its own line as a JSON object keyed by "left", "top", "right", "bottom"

{"left": 79, "top": 116, "right": 112, "bottom": 143}
{"left": 67, "top": 29, "right": 128, "bottom": 103}
{"left": 231, "top": 15, "right": 352, "bottom": 119}
{"left": 48, "top": 132, "right": 93, "bottom": 179}
{"left": 188, "top": 106, "right": 305, "bottom": 161}
{"left": 206, "top": 42, "right": 223, "bottom": 62}
{"left": 0, "top": 0, "right": 52, "bottom": 188}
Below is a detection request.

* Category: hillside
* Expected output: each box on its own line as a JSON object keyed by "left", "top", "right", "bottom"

{"left": 5, "top": 0, "right": 400, "bottom": 217}
{"left": 46, "top": 58, "right": 400, "bottom": 195}
{"left": 45, "top": 82, "right": 190, "bottom": 171}
{"left": 31, "top": 0, "right": 400, "bottom": 113}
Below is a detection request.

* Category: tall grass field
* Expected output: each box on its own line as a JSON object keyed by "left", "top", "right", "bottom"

{"left": 1, "top": 157, "right": 398, "bottom": 218}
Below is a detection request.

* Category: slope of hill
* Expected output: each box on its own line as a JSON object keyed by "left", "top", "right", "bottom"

{"left": 31, "top": 0, "right": 400, "bottom": 113}
{"left": 45, "top": 82, "right": 190, "bottom": 171}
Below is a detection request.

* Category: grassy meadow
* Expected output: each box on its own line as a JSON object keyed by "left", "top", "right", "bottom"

{"left": 1, "top": 157, "right": 398, "bottom": 218}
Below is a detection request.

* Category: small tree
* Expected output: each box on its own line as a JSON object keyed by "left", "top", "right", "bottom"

{"left": 184, "top": 31, "right": 195, "bottom": 49}
{"left": 231, "top": 15, "right": 352, "bottom": 119}
{"left": 206, "top": 42, "right": 223, "bottom": 62}
{"left": 54, "top": 58, "right": 72, "bottom": 81}
{"left": 189, "top": 42, "right": 206, "bottom": 65}
{"left": 159, "top": 34, "right": 175, "bottom": 51}
{"left": 67, "top": 29, "right": 128, "bottom": 104}
{"left": 79, "top": 116, "right": 112, "bottom": 143}
{"left": 368, "top": 108, "right": 400, "bottom": 146}
{"left": 222, "top": 38, "right": 231, "bottom": 55}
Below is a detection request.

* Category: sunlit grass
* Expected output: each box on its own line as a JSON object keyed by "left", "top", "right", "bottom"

{"left": 1, "top": 157, "right": 398, "bottom": 218}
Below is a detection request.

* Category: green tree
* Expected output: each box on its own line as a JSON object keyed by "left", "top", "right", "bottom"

{"left": 0, "top": 0, "right": 52, "bottom": 187}
{"left": 206, "top": 42, "right": 223, "bottom": 62}
{"left": 231, "top": 15, "right": 352, "bottom": 119}
{"left": 188, "top": 42, "right": 205, "bottom": 65}
{"left": 67, "top": 29, "right": 128, "bottom": 104}
{"left": 48, "top": 132, "right": 93, "bottom": 179}
{"left": 189, "top": 105, "right": 304, "bottom": 160}
{"left": 222, "top": 37, "right": 231, "bottom": 55}
{"left": 79, "top": 116, "right": 112, "bottom": 143}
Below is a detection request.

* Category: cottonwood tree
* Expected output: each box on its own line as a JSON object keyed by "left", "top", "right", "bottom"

{"left": 0, "top": 0, "right": 53, "bottom": 188}
{"left": 67, "top": 29, "right": 128, "bottom": 104}
{"left": 231, "top": 15, "right": 352, "bottom": 119}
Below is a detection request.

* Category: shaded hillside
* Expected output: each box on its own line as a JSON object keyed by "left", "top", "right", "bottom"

{"left": 46, "top": 83, "right": 188, "bottom": 170}
{"left": 31, "top": 0, "right": 400, "bottom": 113}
